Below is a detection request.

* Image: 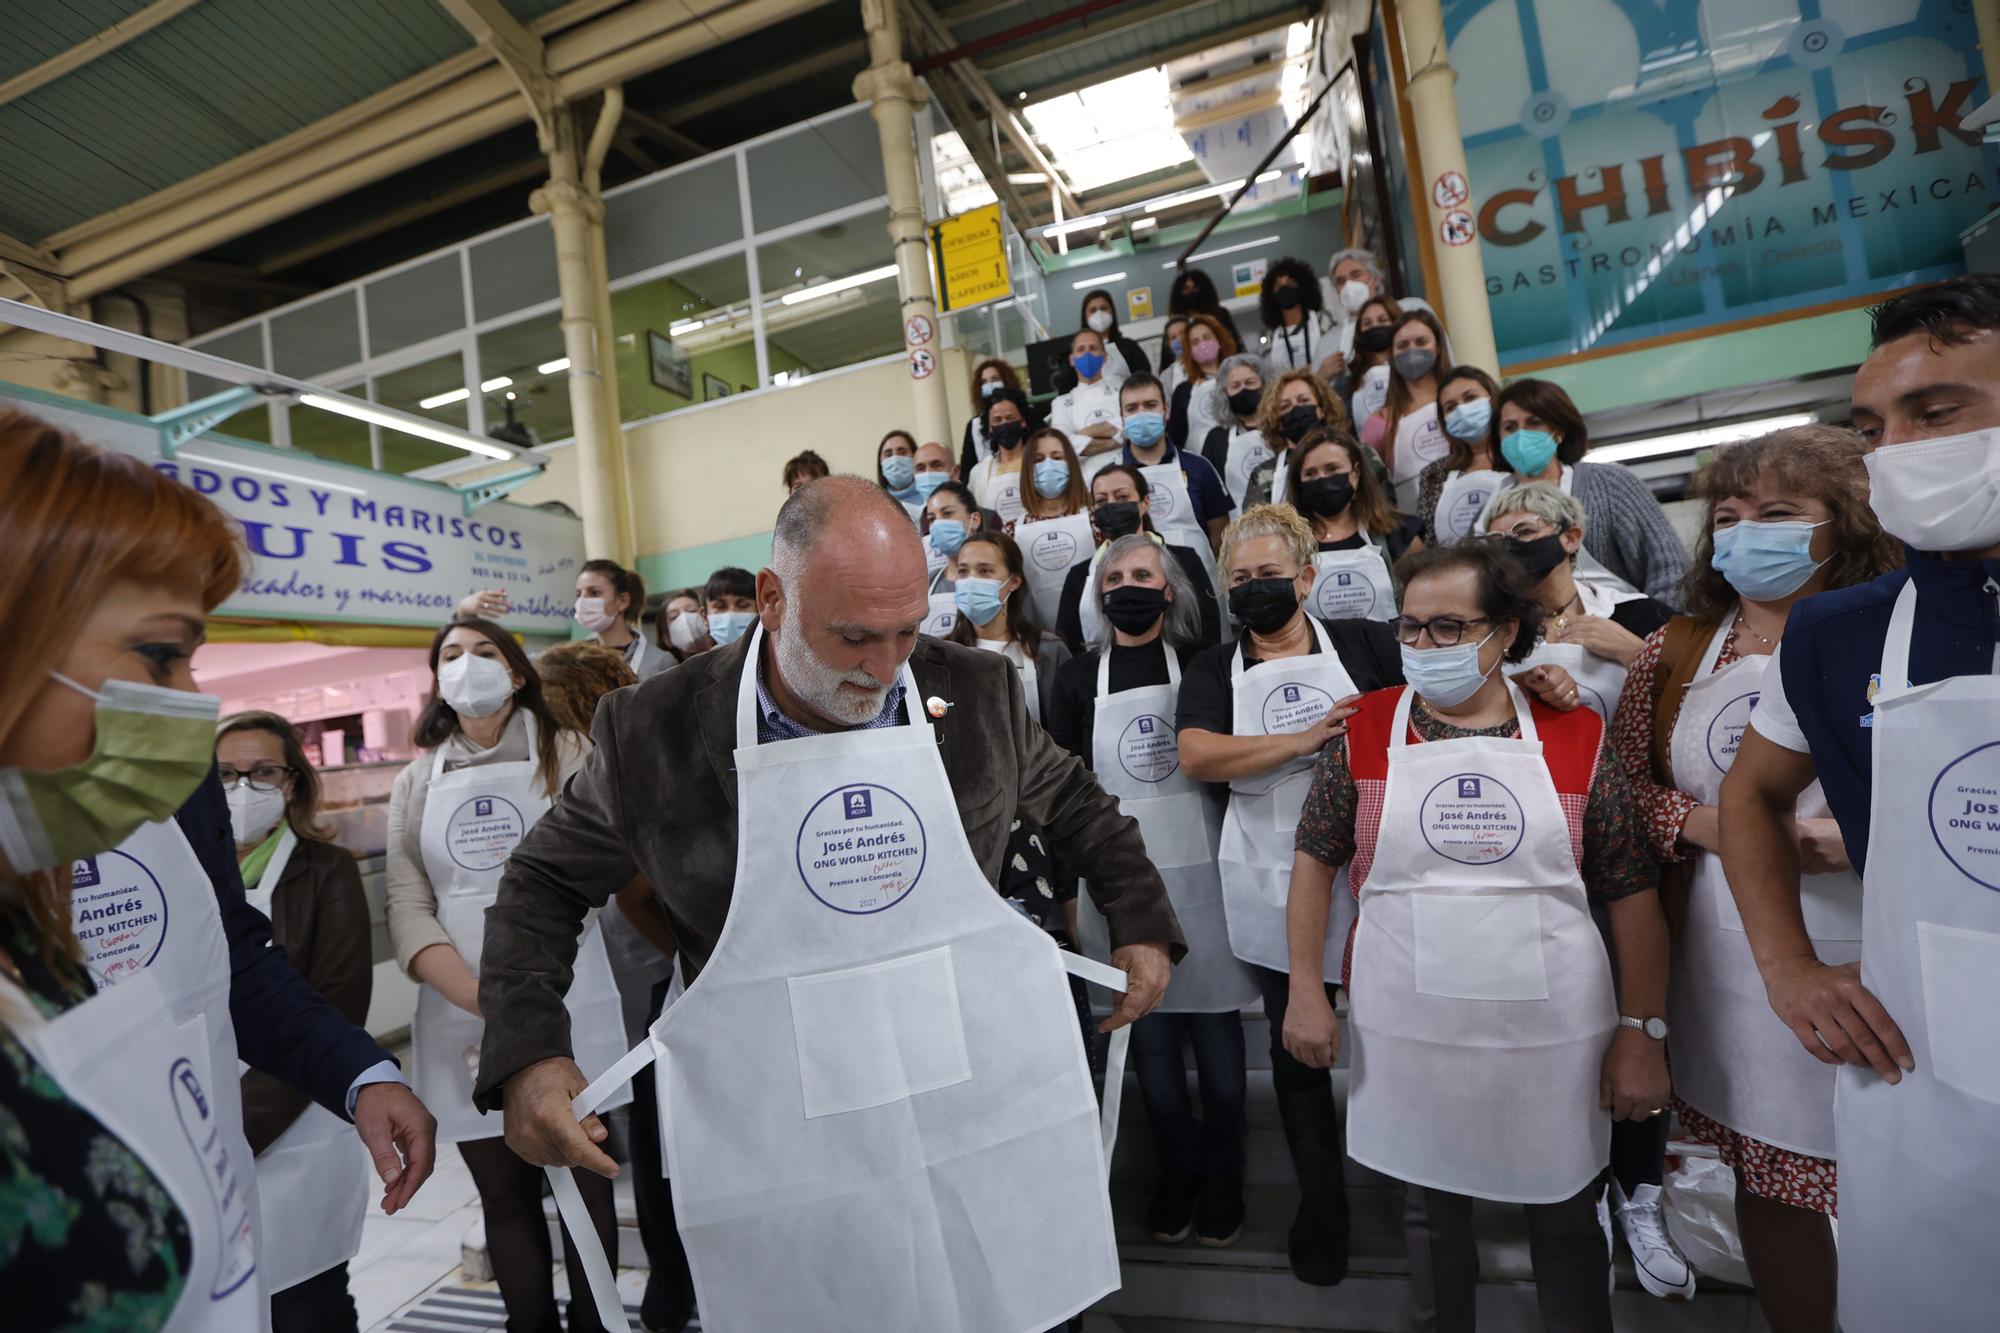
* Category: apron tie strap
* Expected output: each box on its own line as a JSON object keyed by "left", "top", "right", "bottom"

{"left": 1062, "top": 951, "right": 1133, "bottom": 1175}
{"left": 545, "top": 1033, "right": 663, "bottom": 1333}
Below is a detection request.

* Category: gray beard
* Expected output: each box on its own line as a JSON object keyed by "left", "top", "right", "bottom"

{"left": 774, "top": 601, "right": 892, "bottom": 727}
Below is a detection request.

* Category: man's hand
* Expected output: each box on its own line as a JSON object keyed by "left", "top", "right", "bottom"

{"left": 353, "top": 1083, "right": 437, "bottom": 1215}
{"left": 502, "top": 1056, "right": 620, "bottom": 1177}
{"left": 1101, "top": 942, "right": 1172, "bottom": 1032}
{"left": 1292, "top": 697, "right": 1360, "bottom": 759}
{"left": 1282, "top": 983, "right": 1340, "bottom": 1069}
{"left": 1599, "top": 1028, "right": 1670, "bottom": 1121}
{"left": 1762, "top": 956, "right": 1912, "bottom": 1082}
{"left": 1509, "top": 663, "right": 1581, "bottom": 712}
{"left": 1793, "top": 817, "right": 1851, "bottom": 875}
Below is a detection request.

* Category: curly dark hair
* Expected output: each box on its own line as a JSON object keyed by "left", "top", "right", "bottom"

{"left": 981, "top": 385, "right": 1031, "bottom": 439}
{"left": 1258, "top": 255, "right": 1326, "bottom": 330}
{"left": 1168, "top": 267, "right": 1224, "bottom": 316}
{"left": 1393, "top": 539, "right": 1546, "bottom": 663}
{"left": 1870, "top": 273, "right": 2000, "bottom": 348}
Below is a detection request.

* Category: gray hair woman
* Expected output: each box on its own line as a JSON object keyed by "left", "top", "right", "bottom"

{"left": 1203, "top": 352, "right": 1275, "bottom": 510}
{"left": 1087, "top": 534, "right": 1206, "bottom": 653}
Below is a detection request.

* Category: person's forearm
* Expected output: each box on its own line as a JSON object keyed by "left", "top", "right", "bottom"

{"left": 615, "top": 877, "right": 678, "bottom": 960}
{"left": 411, "top": 941, "right": 481, "bottom": 1016}
{"left": 1605, "top": 890, "right": 1670, "bottom": 1018}
{"left": 1678, "top": 804, "right": 1721, "bottom": 855}
{"left": 1204, "top": 516, "right": 1226, "bottom": 553}
{"left": 1180, "top": 727, "right": 1302, "bottom": 783}
{"left": 1286, "top": 851, "right": 1338, "bottom": 984}
{"left": 1719, "top": 767, "right": 1818, "bottom": 976}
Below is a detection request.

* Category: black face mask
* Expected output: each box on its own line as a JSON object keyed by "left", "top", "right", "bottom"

{"left": 1275, "top": 286, "right": 1302, "bottom": 310}
{"left": 1227, "top": 387, "right": 1263, "bottom": 418}
{"left": 1355, "top": 325, "right": 1394, "bottom": 355}
{"left": 1280, "top": 404, "right": 1322, "bottom": 444}
{"left": 1505, "top": 533, "right": 1570, "bottom": 582}
{"left": 989, "top": 420, "right": 1025, "bottom": 451}
{"left": 1103, "top": 585, "right": 1169, "bottom": 635}
{"left": 1297, "top": 475, "right": 1354, "bottom": 520}
{"left": 1228, "top": 577, "right": 1300, "bottom": 636}
{"left": 1093, "top": 501, "right": 1143, "bottom": 541}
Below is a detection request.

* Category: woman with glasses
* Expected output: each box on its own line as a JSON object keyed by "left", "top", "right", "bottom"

{"left": 218, "top": 711, "right": 374, "bottom": 1330}
{"left": 1054, "top": 464, "right": 1223, "bottom": 652}
{"left": 1283, "top": 540, "right": 1671, "bottom": 1333}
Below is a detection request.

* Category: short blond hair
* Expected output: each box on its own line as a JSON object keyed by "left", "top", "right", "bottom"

{"left": 1221, "top": 503, "right": 1316, "bottom": 575}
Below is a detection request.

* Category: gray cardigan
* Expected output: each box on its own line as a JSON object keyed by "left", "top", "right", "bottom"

{"left": 1567, "top": 460, "right": 1688, "bottom": 609}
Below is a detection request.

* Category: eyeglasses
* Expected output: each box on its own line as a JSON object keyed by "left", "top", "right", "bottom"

{"left": 1394, "top": 615, "right": 1492, "bottom": 647}
{"left": 219, "top": 763, "right": 291, "bottom": 792}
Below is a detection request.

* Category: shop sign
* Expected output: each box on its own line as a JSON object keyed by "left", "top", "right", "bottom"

{"left": 929, "top": 203, "right": 1012, "bottom": 312}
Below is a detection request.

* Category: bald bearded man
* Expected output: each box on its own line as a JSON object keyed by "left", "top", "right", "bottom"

{"left": 474, "top": 476, "right": 1183, "bottom": 1331}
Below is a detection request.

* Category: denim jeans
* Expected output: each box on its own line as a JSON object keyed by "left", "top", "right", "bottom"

{"left": 1130, "top": 1010, "right": 1249, "bottom": 1176}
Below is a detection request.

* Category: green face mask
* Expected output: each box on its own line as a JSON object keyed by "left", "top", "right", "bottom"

{"left": 0, "top": 673, "right": 221, "bottom": 874}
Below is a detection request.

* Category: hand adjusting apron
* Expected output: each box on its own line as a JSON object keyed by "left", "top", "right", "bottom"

{"left": 1666, "top": 616, "right": 1860, "bottom": 1158}
{"left": 549, "top": 625, "right": 1131, "bottom": 1333}
{"left": 240, "top": 828, "right": 372, "bottom": 1293}
{"left": 1515, "top": 579, "right": 1643, "bottom": 722}
{"left": 1078, "top": 646, "right": 1260, "bottom": 1013}
{"left": 1346, "top": 684, "right": 1616, "bottom": 1203}
{"left": 1217, "top": 616, "right": 1357, "bottom": 978}
{"left": 412, "top": 715, "right": 630, "bottom": 1144}
{"left": 1306, "top": 539, "right": 1395, "bottom": 623}
{"left": 1016, "top": 511, "right": 1097, "bottom": 628}
{"left": 1837, "top": 583, "right": 2000, "bottom": 1332}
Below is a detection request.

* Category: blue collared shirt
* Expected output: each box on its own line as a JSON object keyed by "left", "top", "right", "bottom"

{"left": 754, "top": 663, "right": 908, "bottom": 744}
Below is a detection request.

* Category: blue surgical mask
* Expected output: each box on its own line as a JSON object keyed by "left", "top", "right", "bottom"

{"left": 1501, "top": 428, "right": 1559, "bottom": 477}
{"left": 1444, "top": 398, "right": 1492, "bottom": 442}
{"left": 1033, "top": 458, "right": 1071, "bottom": 498}
{"left": 708, "top": 610, "right": 757, "bottom": 646}
{"left": 881, "top": 455, "right": 916, "bottom": 492}
{"left": 913, "top": 469, "right": 949, "bottom": 499}
{"left": 1399, "top": 633, "right": 1497, "bottom": 709}
{"left": 954, "top": 577, "right": 1007, "bottom": 625}
{"left": 1169, "top": 338, "right": 1182, "bottom": 359}
{"left": 1074, "top": 351, "right": 1106, "bottom": 380}
{"left": 928, "top": 519, "right": 968, "bottom": 557}
{"left": 1124, "top": 412, "right": 1166, "bottom": 447}
{"left": 1710, "top": 519, "right": 1829, "bottom": 601}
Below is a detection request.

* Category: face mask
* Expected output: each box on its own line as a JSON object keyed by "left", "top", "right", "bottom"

{"left": 1710, "top": 519, "right": 1830, "bottom": 600}
{"left": 928, "top": 519, "right": 969, "bottom": 557}
{"left": 438, "top": 652, "right": 516, "bottom": 718}
{"left": 1168, "top": 338, "right": 1183, "bottom": 359}
{"left": 1093, "top": 501, "right": 1143, "bottom": 541}
{"left": 1123, "top": 412, "right": 1166, "bottom": 447}
{"left": 1393, "top": 347, "right": 1437, "bottom": 381}
{"left": 708, "top": 610, "right": 756, "bottom": 646}
{"left": 1228, "top": 387, "right": 1263, "bottom": 419}
{"left": 1228, "top": 577, "right": 1300, "bottom": 636}
{"left": 1504, "top": 533, "right": 1570, "bottom": 582}
{"left": 1501, "top": 428, "right": 1560, "bottom": 477}
{"left": 989, "top": 421, "right": 1025, "bottom": 451}
{"left": 1355, "top": 325, "right": 1393, "bottom": 355}
{"left": 668, "top": 611, "right": 708, "bottom": 652}
{"left": 1863, "top": 428, "right": 2000, "bottom": 553}
{"left": 1073, "top": 351, "right": 1106, "bottom": 381}
{"left": 980, "top": 380, "right": 1001, "bottom": 398}
{"left": 226, "top": 782, "right": 288, "bottom": 847}
{"left": 1297, "top": 475, "right": 1354, "bottom": 519}
{"left": 1033, "top": 458, "right": 1071, "bottom": 498}
{"left": 881, "top": 455, "right": 916, "bottom": 492}
{"left": 1399, "top": 633, "right": 1498, "bottom": 709}
{"left": 1275, "top": 286, "right": 1302, "bottom": 311}
{"left": 1338, "top": 280, "right": 1372, "bottom": 313}
{"left": 1280, "top": 404, "right": 1322, "bottom": 444}
{"left": 0, "top": 674, "right": 221, "bottom": 873}
{"left": 1191, "top": 338, "right": 1221, "bottom": 369}
{"left": 1444, "top": 398, "right": 1492, "bottom": 442}
{"left": 1086, "top": 310, "right": 1114, "bottom": 335}
{"left": 1103, "top": 585, "right": 1169, "bottom": 635}
{"left": 574, "top": 596, "right": 619, "bottom": 634}
{"left": 954, "top": 577, "right": 1007, "bottom": 626}
{"left": 913, "top": 469, "right": 949, "bottom": 499}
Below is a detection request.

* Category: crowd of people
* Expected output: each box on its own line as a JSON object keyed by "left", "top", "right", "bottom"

{"left": 1, "top": 262, "right": 1995, "bottom": 1333}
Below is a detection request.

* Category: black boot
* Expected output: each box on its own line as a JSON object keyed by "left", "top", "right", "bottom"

{"left": 1275, "top": 1085, "right": 1350, "bottom": 1286}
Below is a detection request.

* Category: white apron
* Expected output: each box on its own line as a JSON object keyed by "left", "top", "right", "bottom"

{"left": 1837, "top": 583, "right": 2000, "bottom": 1332}
{"left": 1222, "top": 427, "right": 1273, "bottom": 511}
{"left": 240, "top": 829, "right": 371, "bottom": 1291}
{"left": 1346, "top": 684, "right": 1617, "bottom": 1202}
{"left": 1515, "top": 580, "right": 1645, "bottom": 722}
{"left": 1185, "top": 380, "right": 1224, "bottom": 459}
{"left": 1389, "top": 404, "right": 1449, "bottom": 511}
{"left": 1268, "top": 447, "right": 1292, "bottom": 507}
{"left": 72, "top": 818, "right": 262, "bottom": 1302}
{"left": 1667, "top": 618, "right": 1861, "bottom": 1158}
{"left": 1433, "top": 468, "right": 1506, "bottom": 544}
{"left": 1016, "top": 511, "right": 1096, "bottom": 628}
{"left": 922, "top": 565, "right": 958, "bottom": 638}
{"left": 974, "top": 460, "right": 1027, "bottom": 528}
{"left": 1217, "top": 616, "right": 1356, "bottom": 979}
{"left": 977, "top": 638, "right": 1042, "bottom": 725}
{"left": 1140, "top": 457, "right": 1218, "bottom": 584}
{"left": 1077, "top": 646, "right": 1260, "bottom": 1012}
{"left": 1270, "top": 310, "right": 1335, "bottom": 372}
{"left": 412, "top": 719, "right": 630, "bottom": 1143}
{"left": 1306, "top": 540, "right": 1395, "bottom": 623}
{"left": 4, "top": 969, "right": 264, "bottom": 1331}
{"left": 548, "top": 626, "right": 1130, "bottom": 1333}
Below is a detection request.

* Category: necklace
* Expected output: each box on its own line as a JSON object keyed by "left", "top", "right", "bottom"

{"left": 1549, "top": 590, "right": 1584, "bottom": 636}
{"left": 1733, "top": 608, "right": 1778, "bottom": 648}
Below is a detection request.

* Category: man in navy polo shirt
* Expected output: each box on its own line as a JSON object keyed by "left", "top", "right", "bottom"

{"left": 1721, "top": 273, "right": 2000, "bottom": 1331}
{"left": 1117, "top": 372, "right": 1232, "bottom": 552}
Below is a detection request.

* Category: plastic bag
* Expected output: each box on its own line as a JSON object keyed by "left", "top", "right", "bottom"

{"left": 1661, "top": 1140, "right": 1750, "bottom": 1286}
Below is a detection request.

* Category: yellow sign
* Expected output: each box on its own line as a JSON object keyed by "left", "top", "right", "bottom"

{"left": 1125, "top": 286, "right": 1152, "bottom": 320}
{"left": 929, "top": 203, "right": 1011, "bottom": 312}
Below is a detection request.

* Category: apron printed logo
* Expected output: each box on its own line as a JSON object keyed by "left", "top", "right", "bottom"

{"left": 69, "top": 849, "right": 169, "bottom": 978}
{"left": 1421, "top": 771, "right": 1527, "bottom": 865}
{"left": 475, "top": 797, "right": 494, "bottom": 816}
{"left": 1926, "top": 741, "right": 2000, "bottom": 891}
{"left": 444, "top": 794, "right": 528, "bottom": 872}
{"left": 797, "top": 782, "right": 929, "bottom": 913}
{"left": 1263, "top": 680, "right": 1334, "bottom": 734}
{"left": 1706, "top": 691, "right": 1761, "bottom": 772}
{"left": 1031, "top": 532, "right": 1078, "bottom": 570}
{"left": 169, "top": 1057, "right": 258, "bottom": 1298}
{"left": 71, "top": 857, "right": 101, "bottom": 888}
{"left": 1118, "top": 714, "right": 1179, "bottom": 784}
{"left": 1311, "top": 566, "right": 1379, "bottom": 618}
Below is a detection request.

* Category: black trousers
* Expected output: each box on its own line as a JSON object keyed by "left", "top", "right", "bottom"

{"left": 632, "top": 977, "right": 696, "bottom": 1328}
{"left": 270, "top": 1261, "right": 358, "bottom": 1333}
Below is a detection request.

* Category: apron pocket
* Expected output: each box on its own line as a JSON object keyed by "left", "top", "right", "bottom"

{"left": 1411, "top": 893, "right": 1550, "bottom": 1001}
{"left": 1916, "top": 921, "right": 2000, "bottom": 1106}
{"left": 787, "top": 946, "right": 973, "bottom": 1119}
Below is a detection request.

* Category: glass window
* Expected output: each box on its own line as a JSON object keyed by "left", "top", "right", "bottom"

{"left": 477, "top": 316, "right": 574, "bottom": 448}
{"left": 754, "top": 207, "right": 900, "bottom": 386}
{"left": 372, "top": 355, "right": 473, "bottom": 475}
{"left": 746, "top": 111, "right": 885, "bottom": 232}
{"left": 608, "top": 254, "right": 756, "bottom": 421}
{"left": 286, "top": 399, "right": 372, "bottom": 470}
{"left": 470, "top": 219, "right": 560, "bottom": 322}
{"left": 185, "top": 324, "right": 265, "bottom": 402}
{"left": 271, "top": 291, "right": 363, "bottom": 378}
{"left": 366, "top": 255, "right": 466, "bottom": 356}
{"left": 605, "top": 157, "right": 744, "bottom": 282}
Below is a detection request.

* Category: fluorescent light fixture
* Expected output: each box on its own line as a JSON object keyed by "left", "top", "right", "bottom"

{"left": 1144, "top": 180, "right": 1244, "bottom": 213}
{"left": 1166, "top": 234, "right": 1284, "bottom": 267}
{"left": 1039, "top": 215, "right": 1108, "bottom": 238}
{"left": 1589, "top": 413, "right": 1818, "bottom": 465}
{"left": 480, "top": 376, "right": 513, "bottom": 393}
{"left": 1131, "top": 217, "right": 1157, "bottom": 231}
{"left": 779, "top": 263, "right": 898, "bottom": 306}
{"left": 177, "top": 453, "right": 367, "bottom": 496}
{"left": 297, "top": 394, "right": 512, "bottom": 460}
{"left": 1074, "top": 272, "right": 1127, "bottom": 289}
{"left": 668, "top": 318, "right": 705, "bottom": 335}
{"left": 1255, "top": 170, "right": 1283, "bottom": 184}
{"left": 537, "top": 357, "right": 570, "bottom": 374}
{"left": 418, "top": 387, "right": 471, "bottom": 410}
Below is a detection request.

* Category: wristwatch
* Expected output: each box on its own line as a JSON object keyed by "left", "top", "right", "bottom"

{"left": 1620, "top": 1015, "right": 1669, "bottom": 1040}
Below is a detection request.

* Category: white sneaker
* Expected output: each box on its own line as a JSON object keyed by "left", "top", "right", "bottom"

{"left": 1613, "top": 1180, "right": 1697, "bottom": 1301}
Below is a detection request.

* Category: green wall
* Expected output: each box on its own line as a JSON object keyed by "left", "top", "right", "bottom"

{"left": 609, "top": 275, "right": 809, "bottom": 421}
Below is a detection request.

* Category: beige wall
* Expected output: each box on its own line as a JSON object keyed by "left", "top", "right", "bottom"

{"left": 0, "top": 284, "right": 191, "bottom": 411}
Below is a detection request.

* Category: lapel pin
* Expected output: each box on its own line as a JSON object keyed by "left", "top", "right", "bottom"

{"left": 926, "top": 696, "right": 953, "bottom": 718}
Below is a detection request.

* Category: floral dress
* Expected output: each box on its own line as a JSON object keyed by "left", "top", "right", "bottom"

{"left": 1, "top": 916, "right": 194, "bottom": 1330}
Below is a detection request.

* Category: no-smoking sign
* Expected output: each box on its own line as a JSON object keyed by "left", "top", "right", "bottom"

{"left": 904, "top": 313, "right": 934, "bottom": 346}
{"left": 909, "top": 348, "right": 936, "bottom": 379}
{"left": 1432, "top": 170, "right": 1469, "bottom": 210}
{"left": 1439, "top": 209, "right": 1476, "bottom": 247}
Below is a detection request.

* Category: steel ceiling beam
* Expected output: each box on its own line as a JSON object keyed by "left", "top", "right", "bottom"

{"left": 923, "top": 74, "right": 1041, "bottom": 234}
{"left": 1004, "top": 7, "right": 1311, "bottom": 103}
{"left": 911, "top": 0, "right": 1134, "bottom": 73}
{"left": 621, "top": 105, "right": 708, "bottom": 157}
{"left": 438, "top": 0, "right": 561, "bottom": 142}
{"left": 979, "top": 0, "right": 1202, "bottom": 74}
{"left": 0, "top": 0, "right": 206, "bottom": 109}
{"left": 252, "top": 162, "right": 549, "bottom": 275}
{"left": 649, "top": 37, "right": 868, "bottom": 122}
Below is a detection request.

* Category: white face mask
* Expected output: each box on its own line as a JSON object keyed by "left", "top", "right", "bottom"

{"left": 668, "top": 610, "right": 708, "bottom": 652}
{"left": 1338, "top": 279, "right": 1372, "bottom": 314}
{"left": 1086, "top": 309, "right": 1114, "bottom": 334}
{"left": 1863, "top": 427, "right": 2000, "bottom": 553}
{"left": 437, "top": 651, "right": 516, "bottom": 718}
{"left": 226, "top": 782, "right": 288, "bottom": 847}
{"left": 574, "top": 595, "right": 620, "bottom": 634}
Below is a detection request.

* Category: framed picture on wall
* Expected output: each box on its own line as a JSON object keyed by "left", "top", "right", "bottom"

{"left": 702, "top": 373, "right": 730, "bottom": 401}
{"left": 647, "top": 331, "right": 691, "bottom": 398}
